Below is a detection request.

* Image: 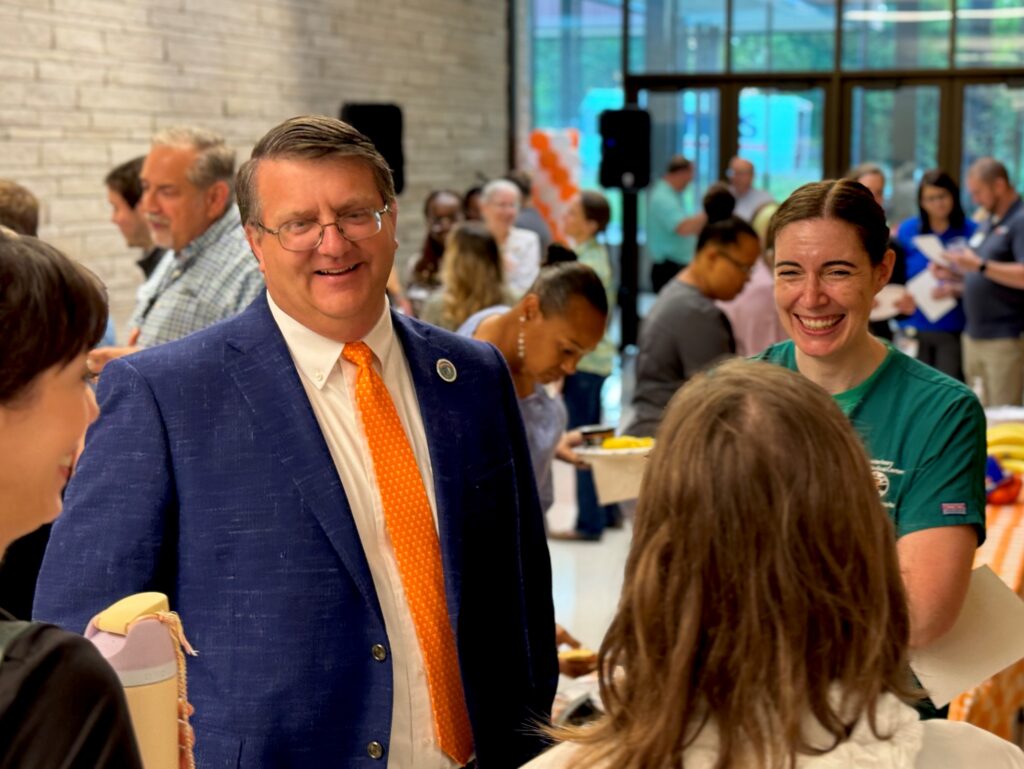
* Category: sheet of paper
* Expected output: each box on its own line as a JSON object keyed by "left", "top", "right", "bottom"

{"left": 912, "top": 234, "right": 951, "bottom": 267}
{"left": 905, "top": 268, "right": 957, "bottom": 323}
{"left": 584, "top": 453, "right": 649, "bottom": 505}
{"left": 910, "top": 565, "right": 1024, "bottom": 707}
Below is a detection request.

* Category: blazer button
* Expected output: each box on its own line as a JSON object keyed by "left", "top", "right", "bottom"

{"left": 371, "top": 643, "right": 387, "bottom": 662}
{"left": 367, "top": 741, "right": 385, "bottom": 760}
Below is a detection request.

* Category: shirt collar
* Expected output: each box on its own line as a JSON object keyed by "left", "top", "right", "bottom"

{"left": 267, "top": 292, "right": 394, "bottom": 391}
{"left": 174, "top": 204, "right": 242, "bottom": 262}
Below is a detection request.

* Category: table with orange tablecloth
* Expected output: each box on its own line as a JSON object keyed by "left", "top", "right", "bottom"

{"left": 948, "top": 502, "right": 1024, "bottom": 738}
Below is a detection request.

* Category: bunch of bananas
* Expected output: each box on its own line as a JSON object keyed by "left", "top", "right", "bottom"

{"left": 987, "top": 423, "right": 1024, "bottom": 474}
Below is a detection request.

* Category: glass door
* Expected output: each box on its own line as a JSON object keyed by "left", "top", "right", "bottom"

{"left": 738, "top": 86, "right": 825, "bottom": 203}
{"left": 961, "top": 82, "right": 1024, "bottom": 199}
{"left": 848, "top": 83, "right": 941, "bottom": 223}
{"left": 638, "top": 88, "right": 721, "bottom": 288}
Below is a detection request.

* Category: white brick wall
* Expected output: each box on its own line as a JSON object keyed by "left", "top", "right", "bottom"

{"left": 0, "top": 0, "right": 510, "bottom": 333}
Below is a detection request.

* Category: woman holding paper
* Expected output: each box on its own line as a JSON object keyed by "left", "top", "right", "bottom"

{"left": 756, "top": 179, "right": 985, "bottom": 659}
{"left": 523, "top": 361, "right": 1023, "bottom": 769}
{"left": 895, "top": 170, "right": 976, "bottom": 381}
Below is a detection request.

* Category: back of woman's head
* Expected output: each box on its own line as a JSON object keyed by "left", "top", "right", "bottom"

{"left": 695, "top": 187, "right": 758, "bottom": 254}
{"left": 703, "top": 182, "right": 736, "bottom": 223}
{"left": 574, "top": 359, "right": 913, "bottom": 769}
{"left": 918, "top": 168, "right": 967, "bottom": 232}
{"left": 0, "top": 230, "right": 108, "bottom": 405}
{"left": 440, "top": 221, "right": 504, "bottom": 328}
{"left": 528, "top": 261, "right": 608, "bottom": 320}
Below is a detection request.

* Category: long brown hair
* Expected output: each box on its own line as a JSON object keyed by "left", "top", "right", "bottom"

{"left": 562, "top": 359, "right": 916, "bottom": 769}
{"left": 440, "top": 221, "right": 505, "bottom": 330}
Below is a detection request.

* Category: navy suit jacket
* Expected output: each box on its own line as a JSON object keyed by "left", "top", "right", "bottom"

{"left": 35, "top": 294, "right": 558, "bottom": 768}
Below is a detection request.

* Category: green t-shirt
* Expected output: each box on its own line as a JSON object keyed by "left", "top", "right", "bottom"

{"left": 755, "top": 340, "right": 987, "bottom": 543}
{"left": 575, "top": 238, "right": 616, "bottom": 377}
{"left": 646, "top": 179, "right": 695, "bottom": 267}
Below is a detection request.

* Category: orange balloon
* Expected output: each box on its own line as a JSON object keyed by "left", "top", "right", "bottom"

{"left": 539, "top": 149, "right": 559, "bottom": 169}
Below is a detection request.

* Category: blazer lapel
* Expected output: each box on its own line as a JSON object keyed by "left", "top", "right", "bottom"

{"left": 222, "top": 296, "right": 384, "bottom": 627}
{"left": 393, "top": 313, "right": 467, "bottom": 629}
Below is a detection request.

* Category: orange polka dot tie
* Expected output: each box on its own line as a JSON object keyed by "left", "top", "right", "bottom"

{"left": 341, "top": 341, "right": 474, "bottom": 765}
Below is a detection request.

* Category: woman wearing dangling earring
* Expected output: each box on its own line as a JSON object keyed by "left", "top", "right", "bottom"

{"left": 456, "top": 262, "right": 608, "bottom": 516}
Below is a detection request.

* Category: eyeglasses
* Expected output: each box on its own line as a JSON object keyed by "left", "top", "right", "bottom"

{"left": 716, "top": 248, "right": 755, "bottom": 275}
{"left": 258, "top": 204, "right": 390, "bottom": 251}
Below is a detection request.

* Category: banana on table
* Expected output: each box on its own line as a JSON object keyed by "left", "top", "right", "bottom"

{"left": 987, "top": 423, "right": 1024, "bottom": 474}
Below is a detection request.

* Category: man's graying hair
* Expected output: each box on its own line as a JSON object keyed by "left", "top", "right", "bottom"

{"left": 236, "top": 115, "right": 396, "bottom": 227}
{"left": 152, "top": 127, "right": 236, "bottom": 198}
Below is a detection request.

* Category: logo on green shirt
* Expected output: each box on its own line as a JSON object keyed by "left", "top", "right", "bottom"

{"left": 871, "top": 459, "right": 904, "bottom": 508}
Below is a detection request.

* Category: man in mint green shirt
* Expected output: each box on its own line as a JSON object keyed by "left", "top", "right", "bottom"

{"left": 646, "top": 156, "right": 706, "bottom": 292}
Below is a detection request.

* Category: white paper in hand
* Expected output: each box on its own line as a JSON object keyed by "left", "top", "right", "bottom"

{"left": 906, "top": 269, "right": 957, "bottom": 323}
{"left": 870, "top": 284, "right": 906, "bottom": 322}
{"left": 912, "top": 234, "right": 952, "bottom": 268}
{"left": 910, "top": 565, "right": 1024, "bottom": 707}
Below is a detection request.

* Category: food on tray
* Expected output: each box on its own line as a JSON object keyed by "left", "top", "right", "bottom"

{"left": 558, "top": 648, "right": 598, "bottom": 662}
{"left": 579, "top": 424, "right": 616, "bottom": 446}
{"left": 601, "top": 435, "right": 654, "bottom": 450}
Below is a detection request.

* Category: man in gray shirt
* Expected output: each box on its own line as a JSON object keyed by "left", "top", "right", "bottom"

{"left": 625, "top": 210, "right": 760, "bottom": 436}
{"left": 946, "top": 157, "right": 1024, "bottom": 405}
{"left": 89, "top": 127, "right": 264, "bottom": 372}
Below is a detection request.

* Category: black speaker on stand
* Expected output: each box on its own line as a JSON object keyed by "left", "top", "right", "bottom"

{"left": 599, "top": 107, "right": 651, "bottom": 191}
{"left": 599, "top": 107, "right": 650, "bottom": 347}
{"left": 340, "top": 103, "right": 405, "bottom": 195}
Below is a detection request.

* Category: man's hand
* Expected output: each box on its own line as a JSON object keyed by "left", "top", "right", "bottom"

{"left": 87, "top": 346, "right": 141, "bottom": 375}
{"left": 948, "top": 247, "right": 983, "bottom": 273}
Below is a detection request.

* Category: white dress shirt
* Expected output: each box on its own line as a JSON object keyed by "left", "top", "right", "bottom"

{"left": 503, "top": 226, "right": 542, "bottom": 299}
{"left": 268, "top": 293, "right": 458, "bottom": 769}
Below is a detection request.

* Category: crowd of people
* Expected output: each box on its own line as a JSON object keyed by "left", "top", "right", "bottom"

{"left": 1, "top": 114, "right": 1024, "bottom": 768}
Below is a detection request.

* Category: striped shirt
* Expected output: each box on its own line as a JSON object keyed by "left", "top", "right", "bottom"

{"left": 131, "top": 206, "right": 264, "bottom": 347}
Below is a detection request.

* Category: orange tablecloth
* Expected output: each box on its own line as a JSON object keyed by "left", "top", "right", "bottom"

{"left": 948, "top": 503, "right": 1024, "bottom": 738}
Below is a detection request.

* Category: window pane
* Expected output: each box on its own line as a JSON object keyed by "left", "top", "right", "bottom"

{"left": 849, "top": 85, "right": 940, "bottom": 223}
{"left": 738, "top": 88, "right": 825, "bottom": 201}
{"left": 842, "top": 0, "right": 951, "bottom": 70}
{"left": 627, "top": 0, "right": 726, "bottom": 73}
{"left": 961, "top": 84, "right": 1024, "bottom": 193}
{"left": 640, "top": 90, "right": 721, "bottom": 267}
{"left": 956, "top": 0, "right": 1024, "bottom": 67}
{"left": 732, "top": 0, "right": 835, "bottom": 72}
{"left": 532, "top": 0, "right": 625, "bottom": 242}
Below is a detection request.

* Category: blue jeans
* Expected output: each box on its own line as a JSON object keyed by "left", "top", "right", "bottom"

{"left": 563, "top": 371, "right": 617, "bottom": 538}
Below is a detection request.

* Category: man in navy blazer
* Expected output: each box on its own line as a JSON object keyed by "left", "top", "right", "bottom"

{"left": 35, "top": 116, "right": 558, "bottom": 768}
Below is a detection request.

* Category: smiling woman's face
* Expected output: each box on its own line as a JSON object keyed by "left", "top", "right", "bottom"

{"left": 773, "top": 218, "right": 892, "bottom": 363}
{"left": 0, "top": 352, "right": 99, "bottom": 546}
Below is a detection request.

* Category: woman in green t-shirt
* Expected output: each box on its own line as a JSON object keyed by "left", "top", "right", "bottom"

{"left": 757, "top": 179, "right": 986, "bottom": 652}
